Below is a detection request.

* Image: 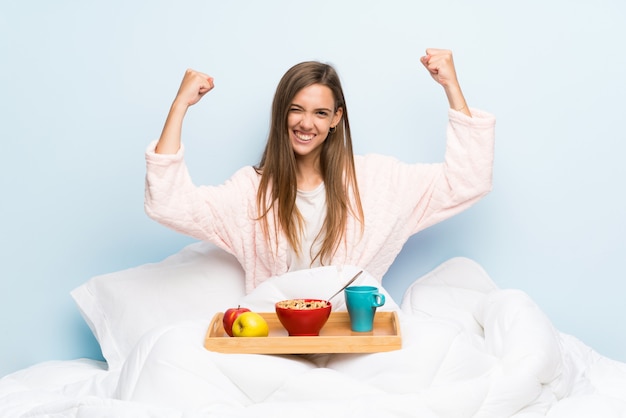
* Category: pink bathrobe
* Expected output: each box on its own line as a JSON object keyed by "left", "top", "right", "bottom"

{"left": 145, "top": 108, "right": 495, "bottom": 293}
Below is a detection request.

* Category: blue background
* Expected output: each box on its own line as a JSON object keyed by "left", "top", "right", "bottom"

{"left": 1, "top": 0, "right": 625, "bottom": 377}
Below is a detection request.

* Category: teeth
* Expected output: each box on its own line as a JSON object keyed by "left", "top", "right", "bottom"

{"left": 295, "top": 132, "right": 314, "bottom": 141}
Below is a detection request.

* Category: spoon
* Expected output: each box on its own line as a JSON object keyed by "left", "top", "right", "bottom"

{"left": 327, "top": 270, "right": 363, "bottom": 303}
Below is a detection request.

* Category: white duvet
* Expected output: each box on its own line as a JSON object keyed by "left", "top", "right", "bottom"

{"left": 2, "top": 256, "right": 626, "bottom": 418}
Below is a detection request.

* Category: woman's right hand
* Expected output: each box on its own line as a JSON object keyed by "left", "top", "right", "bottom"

{"left": 173, "top": 69, "right": 215, "bottom": 107}
{"left": 155, "top": 69, "right": 214, "bottom": 154}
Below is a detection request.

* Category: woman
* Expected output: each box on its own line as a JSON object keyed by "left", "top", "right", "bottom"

{"left": 127, "top": 49, "right": 497, "bottom": 409}
{"left": 145, "top": 49, "right": 495, "bottom": 293}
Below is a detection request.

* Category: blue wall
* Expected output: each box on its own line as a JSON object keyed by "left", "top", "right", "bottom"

{"left": 1, "top": 0, "right": 625, "bottom": 377}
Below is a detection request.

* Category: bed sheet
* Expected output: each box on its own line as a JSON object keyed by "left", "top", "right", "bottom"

{"left": 1, "top": 258, "right": 625, "bottom": 418}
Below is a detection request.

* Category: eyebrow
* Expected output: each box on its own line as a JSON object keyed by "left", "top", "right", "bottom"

{"left": 289, "top": 103, "right": 333, "bottom": 113}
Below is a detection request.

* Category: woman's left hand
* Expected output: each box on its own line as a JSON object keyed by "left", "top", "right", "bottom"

{"left": 420, "top": 48, "right": 459, "bottom": 89}
{"left": 420, "top": 49, "right": 471, "bottom": 116}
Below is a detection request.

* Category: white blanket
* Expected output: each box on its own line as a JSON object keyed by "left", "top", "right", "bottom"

{"left": 2, "top": 258, "right": 626, "bottom": 418}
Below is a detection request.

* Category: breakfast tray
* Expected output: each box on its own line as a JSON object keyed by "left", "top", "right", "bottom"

{"left": 204, "top": 311, "right": 402, "bottom": 354}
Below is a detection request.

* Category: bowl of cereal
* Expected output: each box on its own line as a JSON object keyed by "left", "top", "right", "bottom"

{"left": 275, "top": 299, "right": 332, "bottom": 336}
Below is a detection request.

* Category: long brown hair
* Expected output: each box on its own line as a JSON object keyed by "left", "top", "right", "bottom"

{"left": 255, "top": 61, "right": 364, "bottom": 265}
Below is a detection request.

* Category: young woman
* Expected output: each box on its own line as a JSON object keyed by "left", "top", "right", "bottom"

{"left": 128, "top": 49, "right": 497, "bottom": 409}
{"left": 144, "top": 49, "right": 495, "bottom": 293}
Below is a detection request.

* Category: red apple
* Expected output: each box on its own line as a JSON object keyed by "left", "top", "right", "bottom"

{"left": 222, "top": 305, "right": 250, "bottom": 337}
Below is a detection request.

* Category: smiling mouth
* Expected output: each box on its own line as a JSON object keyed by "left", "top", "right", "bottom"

{"left": 294, "top": 131, "right": 315, "bottom": 142}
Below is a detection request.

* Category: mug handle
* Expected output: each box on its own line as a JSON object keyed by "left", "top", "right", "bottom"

{"left": 372, "top": 293, "right": 385, "bottom": 308}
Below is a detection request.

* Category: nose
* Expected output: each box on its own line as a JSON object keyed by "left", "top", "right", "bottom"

{"left": 299, "top": 112, "right": 313, "bottom": 130}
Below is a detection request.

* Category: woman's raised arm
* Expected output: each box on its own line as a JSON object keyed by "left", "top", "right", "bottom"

{"left": 420, "top": 49, "right": 471, "bottom": 117}
{"left": 155, "top": 69, "right": 215, "bottom": 154}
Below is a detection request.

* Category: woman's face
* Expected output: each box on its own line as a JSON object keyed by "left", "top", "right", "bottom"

{"left": 287, "top": 83, "right": 343, "bottom": 160}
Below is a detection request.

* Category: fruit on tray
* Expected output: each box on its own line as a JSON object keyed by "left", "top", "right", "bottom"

{"left": 222, "top": 306, "right": 251, "bottom": 337}
{"left": 232, "top": 312, "right": 270, "bottom": 337}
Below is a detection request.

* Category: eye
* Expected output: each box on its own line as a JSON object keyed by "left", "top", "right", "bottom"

{"left": 317, "top": 110, "right": 329, "bottom": 117}
{"left": 288, "top": 107, "right": 302, "bottom": 113}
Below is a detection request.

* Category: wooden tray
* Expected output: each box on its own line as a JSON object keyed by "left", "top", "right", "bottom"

{"left": 204, "top": 311, "right": 402, "bottom": 354}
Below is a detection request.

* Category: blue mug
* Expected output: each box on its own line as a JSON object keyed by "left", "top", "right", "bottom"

{"left": 344, "top": 285, "right": 386, "bottom": 332}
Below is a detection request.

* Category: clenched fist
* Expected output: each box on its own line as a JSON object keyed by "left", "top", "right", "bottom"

{"left": 420, "top": 48, "right": 470, "bottom": 116}
{"left": 173, "top": 69, "right": 215, "bottom": 107}
{"left": 420, "top": 49, "right": 459, "bottom": 89}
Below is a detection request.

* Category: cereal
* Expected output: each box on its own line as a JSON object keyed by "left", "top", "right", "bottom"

{"left": 276, "top": 299, "right": 328, "bottom": 310}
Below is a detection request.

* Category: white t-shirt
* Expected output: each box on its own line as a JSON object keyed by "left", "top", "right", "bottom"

{"left": 287, "top": 182, "right": 326, "bottom": 271}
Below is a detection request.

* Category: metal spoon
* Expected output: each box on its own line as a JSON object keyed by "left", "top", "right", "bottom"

{"left": 327, "top": 270, "right": 363, "bottom": 303}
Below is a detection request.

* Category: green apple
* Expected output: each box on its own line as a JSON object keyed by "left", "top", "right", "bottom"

{"left": 232, "top": 311, "right": 269, "bottom": 337}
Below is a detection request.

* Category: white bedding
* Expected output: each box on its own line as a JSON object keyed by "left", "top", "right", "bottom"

{"left": 2, "top": 245, "right": 626, "bottom": 418}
